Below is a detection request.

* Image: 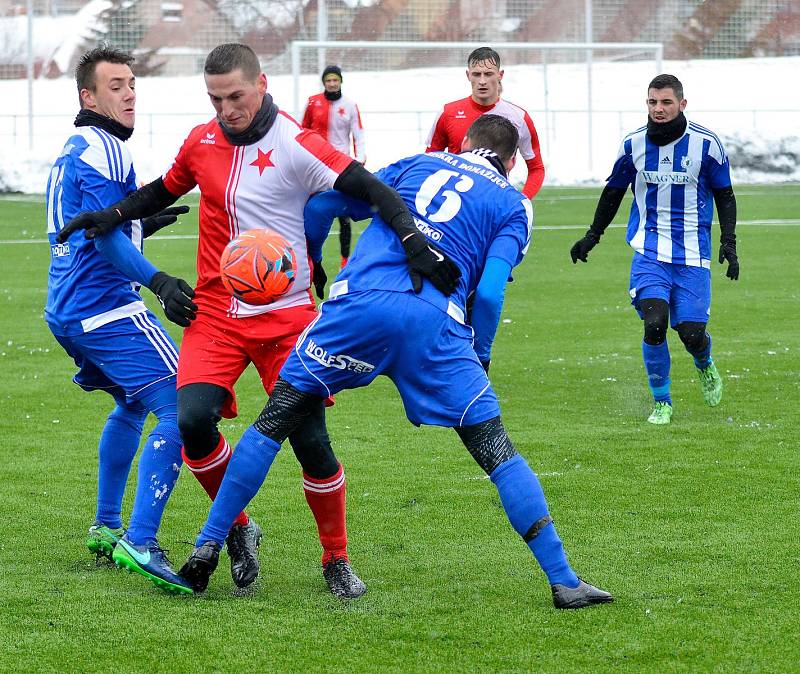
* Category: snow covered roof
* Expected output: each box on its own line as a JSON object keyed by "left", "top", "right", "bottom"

{"left": 0, "top": 0, "right": 110, "bottom": 76}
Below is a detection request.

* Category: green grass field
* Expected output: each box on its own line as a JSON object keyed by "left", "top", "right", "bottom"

{"left": 1, "top": 185, "right": 798, "bottom": 673}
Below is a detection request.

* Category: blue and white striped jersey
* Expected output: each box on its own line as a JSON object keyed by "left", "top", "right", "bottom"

{"left": 45, "top": 126, "right": 145, "bottom": 336}
{"left": 607, "top": 119, "right": 732, "bottom": 268}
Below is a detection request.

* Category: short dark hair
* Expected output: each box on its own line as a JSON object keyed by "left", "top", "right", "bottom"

{"left": 465, "top": 114, "right": 518, "bottom": 162}
{"left": 648, "top": 74, "right": 684, "bottom": 100}
{"left": 204, "top": 43, "right": 261, "bottom": 81}
{"left": 467, "top": 47, "right": 500, "bottom": 69}
{"left": 75, "top": 44, "right": 134, "bottom": 107}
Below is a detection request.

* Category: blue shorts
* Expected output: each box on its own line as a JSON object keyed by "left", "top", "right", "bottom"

{"left": 629, "top": 253, "right": 711, "bottom": 327}
{"left": 280, "top": 289, "right": 499, "bottom": 427}
{"left": 52, "top": 310, "right": 178, "bottom": 402}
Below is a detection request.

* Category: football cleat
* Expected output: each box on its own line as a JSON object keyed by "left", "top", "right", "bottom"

{"left": 340, "top": 256, "right": 349, "bottom": 269}
{"left": 322, "top": 557, "right": 367, "bottom": 599}
{"left": 647, "top": 401, "right": 673, "bottom": 425}
{"left": 179, "top": 541, "right": 221, "bottom": 593}
{"left": 226, "top": 519, "right": 262, "bottom": 589}
{"left": 552, "top": 579, "right": 613, "bottom": 609}
{"left": 698, "top": 361, "right": 723, "bottom": 406}
{"left": 112, "top": 537, "right": 193, "bottom": 595}
{"left": 86, "top": 521, "right": 125, "bottom": 561}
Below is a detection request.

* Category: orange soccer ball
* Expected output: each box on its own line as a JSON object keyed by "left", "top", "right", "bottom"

{"left": 219, "top": 229, "right": 297, "bottom": 305}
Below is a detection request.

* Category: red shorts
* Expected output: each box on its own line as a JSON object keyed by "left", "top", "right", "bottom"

{"left": 177, "top": 303, "right": 319, "bottom": 418}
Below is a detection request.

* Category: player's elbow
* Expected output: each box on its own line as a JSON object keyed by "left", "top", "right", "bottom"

{"left": 473, "top": 284, "right": 504, "bottom": 319}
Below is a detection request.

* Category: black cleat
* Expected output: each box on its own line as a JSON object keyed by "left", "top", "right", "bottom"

{"left": 322, "top": 557, "right": 367, "bottom": 599}
{"left": 552, "top": 578, "right": 613, "bottom": 609}
{"left": 226, "top": 519, "right": 262, "bottom": 589}
{"left": 179, "top": 541, "right": 221, "bottom": 593}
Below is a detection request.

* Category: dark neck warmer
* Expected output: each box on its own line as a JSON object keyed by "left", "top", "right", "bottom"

{"left": 463, "top": 147, "right": 508, "bottom": 177}
{"left": 218, "top": 93, "right": 279, "bottom": 146}
{"left": 74, "top": 109, "right": 133, "bottom": 141}
{"left": 324, "top": 89, "right": 342, "bottom": 101}
{"left": 646, "top": 112, "right": 687, "bottom": 146}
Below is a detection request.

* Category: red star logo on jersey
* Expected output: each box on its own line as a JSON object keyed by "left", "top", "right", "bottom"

{"left": 250, "top": 148, "right": 275, "bottom": 176}
{"left": 337, "top": 107, "right": 346, "bottom": 117}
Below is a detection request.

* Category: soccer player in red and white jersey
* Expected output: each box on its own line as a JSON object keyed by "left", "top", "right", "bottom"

{"left": 58, "top": 43, "right": 461, "bottom": 598}
{"left": 302, "top": 65, "right": 366, "bottom": 267}
{"left": 426, "top": 47, "right": 545, "bottom": 200}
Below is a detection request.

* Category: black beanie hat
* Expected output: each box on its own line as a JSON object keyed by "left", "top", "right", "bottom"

{"left": 321, "top": 65, "right": 343, "bottom": 81}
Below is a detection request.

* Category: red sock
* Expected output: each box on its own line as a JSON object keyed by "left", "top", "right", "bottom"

{"left": 182, "top": 434, "right": 249, "bottom": 527}
{"left": 303, "top": 464, "right": 348, "bottom": 564}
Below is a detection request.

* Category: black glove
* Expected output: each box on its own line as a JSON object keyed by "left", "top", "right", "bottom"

{"left": 148, "top": 271, "right": 197, "bottom": 327}
{"left": 402, "top": 232, "right": 461, "bottom": 295}
{"left": 718, "top": 237, "right": 739, "bottom": 280}
{"left": 312, "top": 259, "right": 327, "bottom": 300}
{"left": 480, "top": 359, "right": 491, "bottom": 374}
{"left": 142, "top": 205, "right": 190, "bottom": 238}
{"left": 570, "top": 230, "right": 601, "bottom": 263}
{"left": 56, "top": 207, "right": 124, "bottom": 243}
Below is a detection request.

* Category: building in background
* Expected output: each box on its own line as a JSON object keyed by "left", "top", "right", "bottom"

{"left": 1, "top": 0, "right": 799, "bottom": 80}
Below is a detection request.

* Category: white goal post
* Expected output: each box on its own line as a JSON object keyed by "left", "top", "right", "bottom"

{"left": 289, "top": 40, "right": 663, "bottom": 176}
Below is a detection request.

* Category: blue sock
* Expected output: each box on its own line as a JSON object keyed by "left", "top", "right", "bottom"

{"left": 125, "top": 385, "right": 183, "bottom": 546}
{"left": 642, "top": 340, "right": 672, "bottom": 403}
{"left": 197, "top": 426, "right": 281, "bottom": 547}
{"left": 96, "top": 397, "right": 146, "bottom": 529}
{"left": 490, "top": 454, "right": 579, "bottom": 588}
{"left": 688, "top": 332, "right": 712, "bottom": 370}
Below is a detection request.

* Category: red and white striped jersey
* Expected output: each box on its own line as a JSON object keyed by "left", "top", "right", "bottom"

{"left": 425, "top": 96, "right": 545, "bottom": 199}
{"left": 301, "top": 93, "right": 366, "bottom": 164}
{"left": 163, "top": 112, "right": 352, "bottom": 319}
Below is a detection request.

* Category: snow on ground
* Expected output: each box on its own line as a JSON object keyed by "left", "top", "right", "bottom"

{"left": 0, "top": 56, "right": 798, "bottom": 193}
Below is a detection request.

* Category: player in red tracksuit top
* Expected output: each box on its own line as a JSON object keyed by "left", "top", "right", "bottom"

{"left": 56, "top": 43, "right": 462, "bottom": 599}
{"left": 426, "top": 46, "right": 545, "bottom": 200}
{"left": 302, "top": 65, "right": 365, "bottom": 267}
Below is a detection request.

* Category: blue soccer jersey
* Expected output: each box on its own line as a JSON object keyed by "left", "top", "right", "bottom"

{"left": 607, "top": 119, "right": 732, "bottom": 268}
{"left": 45, "top": 126, "right": 145, "bottom": 336}
{"left": 285, "top": 150, "right": 532, "bottom": 427}
{"left": 335, "top": 150, "right": 533, "bottom": 317}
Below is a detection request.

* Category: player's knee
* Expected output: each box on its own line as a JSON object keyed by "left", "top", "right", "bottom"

{"left": 108, "top": 401, "right": 147, "bottom": 434}
{"left": 455, "top": 416, "right": 517, "bottom": 475}
{"left": 640, "top": 299, "right": 669, "bottom": 345}
{"left": 254, "top": 378, "right": 323, "bottom": 444}
{"left": 288, "top": 415, "right": 338, "bottom": 479}
{"left": 676, "top": 321, "right": 707, "bottom": 352}
{"left": 178, "top": 401, "right": 219, "bottom": 459}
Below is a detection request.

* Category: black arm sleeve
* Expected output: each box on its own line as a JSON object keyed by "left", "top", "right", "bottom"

{"left": 332, "top": 161, "right": 417, "bottom": 241}
{"left": 115, "top": 177, "right": 180, "bottom": 221}
{"left": 712, "top": 186, "right": 737, "bottom": 241}
{"left": 589, "top": 185, "right": 627, "bottom": 237}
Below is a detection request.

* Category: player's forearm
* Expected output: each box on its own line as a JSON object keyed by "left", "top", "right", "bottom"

{"left": 471, "top": 257, "right": 512, "bottom": 362}
{"left": 333, "top": 161, "right": 415, "bottom": 240}
{"left": 589, "top": 185, "right": 627, "bottom": 237}
{"left": 712, "top": 186, "right": 737, "bottom": 242}
{"left": 522, "top": 158, "right": 545, "bottom": 199}
{"left": 94, "top": 227, "right": 159, "bottom": 287}
{"left": 111, "top": 177, "right": 181, "bottom": 222}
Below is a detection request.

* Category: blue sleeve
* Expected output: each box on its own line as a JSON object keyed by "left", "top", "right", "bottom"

{"left": 487, "top": 198, "right": 532, "bottom": 269}
{"left": 471, "top": 257, "right": 513, "bottom": 363}
{"left": 606, "top": 139, "right": 636, "bottom": 189}
{"left": 304, "top": 190, "right": 373, "bottom": 261}
{"left": 94, "top": 227, "right": 158, "bottom": 287}
{"left": 706, "top": 148, "right": 732, "bottom": 190}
